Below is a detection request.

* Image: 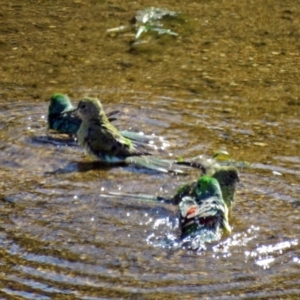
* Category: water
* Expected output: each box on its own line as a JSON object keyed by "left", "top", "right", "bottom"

{"left": 0, "top": 0, "right": 300, "bottom": 299}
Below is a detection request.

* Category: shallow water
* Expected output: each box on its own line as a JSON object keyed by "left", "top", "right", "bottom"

{"left": 0, "top": 0, "right": 300, "bottom": 299}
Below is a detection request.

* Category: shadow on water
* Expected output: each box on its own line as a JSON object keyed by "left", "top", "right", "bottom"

{"left": 0, "top": 0, "right": 300, "bottom": 299}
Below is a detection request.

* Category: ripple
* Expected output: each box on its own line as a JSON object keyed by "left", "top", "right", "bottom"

{"left": 0, "top": 90, "right": 300, "bottom": 299}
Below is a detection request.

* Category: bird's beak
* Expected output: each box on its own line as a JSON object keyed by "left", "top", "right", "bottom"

{"left": 61, "top": 107, "right": 78, "bottom": 115}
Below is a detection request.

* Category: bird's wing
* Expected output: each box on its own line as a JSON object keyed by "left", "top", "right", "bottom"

{"left": 196, "top": 196, "right": 231, "bottom": 233}
{"left": 172, "top": 181, "right": 197, "bottom": 205}
{"left": 85, "top": 120, "right": 133, "bottom": 157}
{"left": 103, "top": 122, "right": 136, "bottom": 154}
{"left": 49, "top": 114, "right": 81, "bottom": 134}
{"left": 195, "top": 196, "right": 225, "bottom": 218}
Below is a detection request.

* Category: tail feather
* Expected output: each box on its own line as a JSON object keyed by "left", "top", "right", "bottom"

{"left": 106, "top": 110, "right": 120, "bottom": 121}
{"left": 120, "top": 131, "right": 169, "bottom": 154}
{"left": 125, "top": 156, "right": 191, "bottom": 174}
{"left": 107, "top": 191, "right": 173, "bottom": 204}
{"left": 120, "top": 130, "right": 156, "bottom": 143}
{"left": 176, "top": 155, "right": 217, "bottom": 174}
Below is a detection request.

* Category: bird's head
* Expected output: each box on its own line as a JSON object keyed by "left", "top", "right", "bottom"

{"left": 63, "top": 97, "right": 105, "bottom": 120}
{"left": 213, "top": 166, "right": 240, "bottom": 187}
{"left": 48, "top": 93, "right": 73, "bottom": 115}
{"left": 212, "top": 166, "right": 240, "bottom": 209}
{"left": 195, "top": 175, "right": 222, "bottom": 201}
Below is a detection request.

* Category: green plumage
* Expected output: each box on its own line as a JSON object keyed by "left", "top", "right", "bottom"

{"left": 48, "top": 93, "right": 81, "bottom": 134}
{"left": 70, "top": 97, "right": 149, "bottom": 162}
{"left": 47, "top": 93, "right": 118, "bottom": 135}
{"left": 179, "top": 176, "right": 231, "bottom": 242}
{"left": 174, "top": 157, "right": 240, "bottom": 209}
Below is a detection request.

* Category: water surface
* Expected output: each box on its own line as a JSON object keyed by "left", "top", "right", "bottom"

{"left": 0, "top": 0, "right": 299, "bottom": 299}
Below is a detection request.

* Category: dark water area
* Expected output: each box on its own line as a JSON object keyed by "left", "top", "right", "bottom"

{"left": 0, "top": 0, "right": 299, "bottom": 299}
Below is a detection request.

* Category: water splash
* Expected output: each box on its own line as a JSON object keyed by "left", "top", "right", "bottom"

{"left": 248, "top": 239, "right": 298, "bottom": 269}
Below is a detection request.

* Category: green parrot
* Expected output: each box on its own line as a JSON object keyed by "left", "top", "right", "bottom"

{"left": 67, "top": 97, "right": 149, "bottom": 162}
{"left": 179, "top": 176, "right": 231, "bottom": 242}
{"left": 47, "top": 93, "right": 119, "bottom": 135}
{"left": 64, "top": 97, "right": 190, "bottom": 173}
{"left": 173, "top": 165, "right": 239, "bottom": 210}
{"left": 109, "top": 160, "right": 239, "bottom": 210}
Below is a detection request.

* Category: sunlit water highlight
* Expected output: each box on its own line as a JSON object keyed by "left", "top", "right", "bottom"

{"left": 0, "top": 90, "right": 299, "bottom": 299}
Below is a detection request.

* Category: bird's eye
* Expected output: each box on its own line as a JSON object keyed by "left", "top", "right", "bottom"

{"left": 81, "top": 104, "right": 86, "bottom": 109}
